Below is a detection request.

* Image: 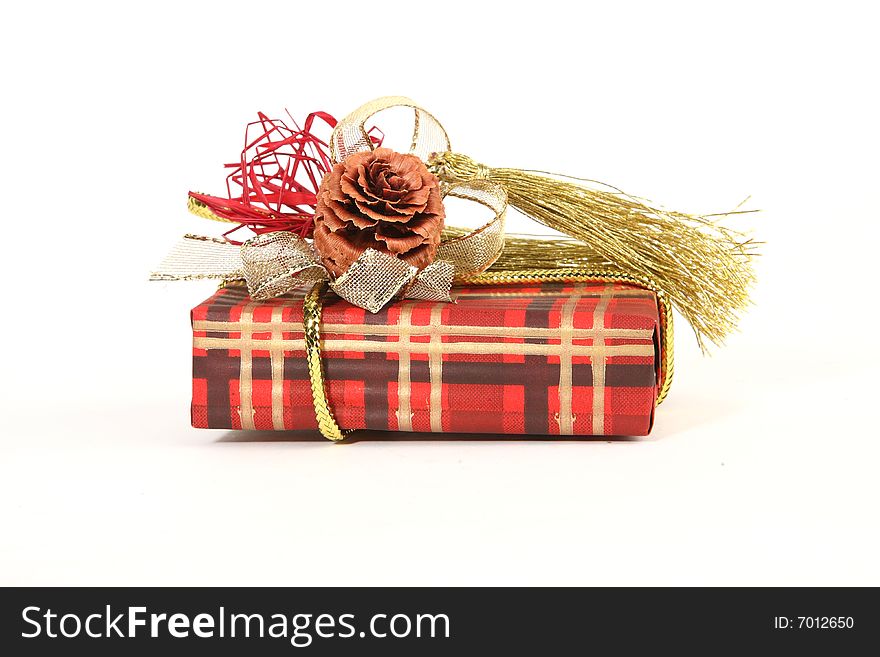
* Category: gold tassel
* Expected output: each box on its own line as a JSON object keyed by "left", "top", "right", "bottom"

{"left": 432, "top": 152, "right": 757, "bottom": 351}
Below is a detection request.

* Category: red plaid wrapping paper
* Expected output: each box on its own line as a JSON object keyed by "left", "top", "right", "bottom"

{"left": 191, "top": 281, "right": 661, "bottom": 436}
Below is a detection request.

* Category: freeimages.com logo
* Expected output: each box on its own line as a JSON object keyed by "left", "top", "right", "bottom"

{"left": 21, "top": 605, "right": 450, "bottom": 647}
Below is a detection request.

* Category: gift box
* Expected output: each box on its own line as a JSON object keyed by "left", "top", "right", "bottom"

{"left": 191, "top": 279, "right": 668, "bottom": 437}
{"left": 155, "top": 95, "right": 755, "bottom": 441}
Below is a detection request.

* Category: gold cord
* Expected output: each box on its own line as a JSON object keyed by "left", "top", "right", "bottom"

{"left": 303, "top": 281, "right": 350, "bottom": 441}
{"left": 187, "top": 195, "right": 237, "bottom": 223}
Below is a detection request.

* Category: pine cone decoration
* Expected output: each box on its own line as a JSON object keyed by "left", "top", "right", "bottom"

{"left": 313, "top": 147, "right": 445, "bottom": 277}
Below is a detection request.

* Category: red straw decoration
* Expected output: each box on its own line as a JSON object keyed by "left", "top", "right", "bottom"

{"left": 189, "top": 110, "right": 383, "bottom": 244}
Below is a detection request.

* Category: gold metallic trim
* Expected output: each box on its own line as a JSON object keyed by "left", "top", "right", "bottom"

{"left": 303, "top": 281, "right": 349, "bottom": 441}
{"left": 187, "top": 195, "right": 237, "bottom": 223}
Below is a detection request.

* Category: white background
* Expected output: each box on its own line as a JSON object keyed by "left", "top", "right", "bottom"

{"left": 1, "top": 1, "right": 878, "bottom": 586}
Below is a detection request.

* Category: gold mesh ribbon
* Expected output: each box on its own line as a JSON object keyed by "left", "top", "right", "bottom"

{"left": 150, "top": 234, "right": 244, "bottom": 281}
{"left": 329, "top": 247, "right": 420, "bottom": 312}
{"left": 153, "top": 232, "right": 456, "bottom": 312}
{"left": 239, "top": 231, "right": 326, "bottom": 299}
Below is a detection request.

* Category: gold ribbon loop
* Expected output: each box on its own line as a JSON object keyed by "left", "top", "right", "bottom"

{"left": 330, "top": 95, "right": 451, "bottom": 164}
{"left": 437, "top": 179, "right": 507, "bottom": 279}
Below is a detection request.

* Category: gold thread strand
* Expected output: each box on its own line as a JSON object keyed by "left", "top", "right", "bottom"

{"left": 431, "top": 151, "right": 755, "bottom": 352}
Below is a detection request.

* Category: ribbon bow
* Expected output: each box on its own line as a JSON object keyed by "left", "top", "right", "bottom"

{"left": 154, "top": 97, "right": 508, "bottom": 313}
{"left": 240, "top": 231, "right": 455, "bottom": 312}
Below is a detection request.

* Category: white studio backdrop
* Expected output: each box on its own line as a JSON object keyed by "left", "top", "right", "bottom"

{"left": 1, "top": 1, "right": 878, "bottom": 585}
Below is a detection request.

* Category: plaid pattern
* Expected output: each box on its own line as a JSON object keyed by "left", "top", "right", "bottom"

{"left": 191, "top": 281, "right": 660, "bottom": 436}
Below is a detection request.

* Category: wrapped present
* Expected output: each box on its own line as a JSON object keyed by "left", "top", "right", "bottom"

{"left": 155, "top": 95, "right": 754, "bottom": 441}
{"left": 191, "top": 279, "right": 670, "bottom": 437}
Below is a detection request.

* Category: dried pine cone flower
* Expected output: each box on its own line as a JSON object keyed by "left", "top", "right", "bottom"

{"left": 312, "top": 147, "right": 445, "bottom": 277}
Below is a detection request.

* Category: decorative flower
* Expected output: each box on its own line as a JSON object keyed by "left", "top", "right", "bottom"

{"left": 312, "top": 147, "right": 445, "bottom": 277}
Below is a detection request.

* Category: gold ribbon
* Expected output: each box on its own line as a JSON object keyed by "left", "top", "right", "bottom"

{"left": 239, "top": 231, "right": 454, "bottom": 312}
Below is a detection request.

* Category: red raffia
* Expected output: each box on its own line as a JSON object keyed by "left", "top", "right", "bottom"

{"left": 189, "top": 110, "right": 384, "bottom": 244}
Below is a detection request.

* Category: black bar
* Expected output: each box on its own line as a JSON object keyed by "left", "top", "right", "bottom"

{"left": 1, "top": 587, "right": 875, "bottom": 654}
